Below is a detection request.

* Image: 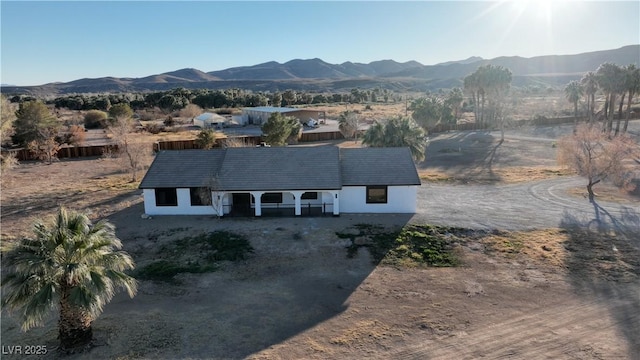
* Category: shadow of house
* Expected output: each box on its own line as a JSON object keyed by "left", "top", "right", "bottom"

{"left": 559, "top": 202, "right": 640, "bottom": 357}
{"left": 98, "top": 204, "right": 413, "bottom": 359}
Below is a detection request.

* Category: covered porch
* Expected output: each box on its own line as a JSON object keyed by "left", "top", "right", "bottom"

{"left": 221, "top": 190, "right": 340, "bottom": 217}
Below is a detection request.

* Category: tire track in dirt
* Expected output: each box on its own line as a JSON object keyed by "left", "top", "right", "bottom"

{"left": 416, "top": 176, "right": 640, "bottom": 232}
{"left": 380, "top": 301, "right": 618, "bottom": 359}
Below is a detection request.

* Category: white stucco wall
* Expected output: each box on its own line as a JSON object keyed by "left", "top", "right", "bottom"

{"left": 143, "top": 187, "right": 414, "bottom": 215}
{"left": 143, "top": 188, "right": 230, "bottom": 216}
{"left": 339, "top": 186, "right": 417, "bottom": 213}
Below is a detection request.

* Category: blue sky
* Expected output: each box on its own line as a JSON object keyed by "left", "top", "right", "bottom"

{"left": 1, "top": 1, "right": 639, "bottom": 86}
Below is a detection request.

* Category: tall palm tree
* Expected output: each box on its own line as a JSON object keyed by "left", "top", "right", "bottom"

{"left": 596, "top": 63, "right": 624, "bottom": 134}
{"left": 580, "top": 71, "right": 598, "bottom": 123}
{"left": 622, "top": 64, "right": 640, "bottom": 133}
{"left": 2, "top": 207, "right": 137, "bottom": 350}
{"left": 564, "top": 80, "right": 584, "bottom": 126}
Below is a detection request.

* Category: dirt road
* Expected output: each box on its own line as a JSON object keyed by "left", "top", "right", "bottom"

{"left": 416, "top": 176, "right": 640, "bottom": 235}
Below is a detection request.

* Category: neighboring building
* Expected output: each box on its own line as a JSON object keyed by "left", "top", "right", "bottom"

{"left": 139, "top": 146, "right": 420, "bottom": 216}
{"left": 193, "top": 112, "right": 227, "bottom": 129}
{"left": 241, "top": 107, "right": 325, "bottom": 126}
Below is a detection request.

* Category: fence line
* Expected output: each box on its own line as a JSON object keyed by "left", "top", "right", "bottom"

{"left": 7, "top": 114, "right": 637, "bottom": 161}
{"left": 4, "top": 144, "right": 119, "bottom": 162}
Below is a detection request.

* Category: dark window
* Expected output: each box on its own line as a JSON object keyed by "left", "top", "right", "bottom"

{"left": 301, "top": 192, "right": 318, "bottom": 200}
{"left": 262, "top": 192, "right": 283, "bottom": 203}
{"left": 155, "top": 188, "right": 177, "bottom": 206}
{"left": 190, "top": 187, "right": 211, "bottom": 206}
{"left": 366, "top": 186, "right": 387, "bottom": 204}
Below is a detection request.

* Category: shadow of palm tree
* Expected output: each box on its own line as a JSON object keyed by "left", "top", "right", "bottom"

{"left": 559, "top": 201, "right": 640, "bottom": 357}
{"left": 421, "top": 130, "right": 508, "bottom": 182}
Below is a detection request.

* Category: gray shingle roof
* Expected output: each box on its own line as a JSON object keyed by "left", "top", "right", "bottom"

{"left": 138, "top": 150, "right": 226, "bottom": 189}
{"left": 218, "top": 146, "right": 341, "bottom": 191}
{"left": 340, "top": 147, "right": 421, "bottom": 186}
{"left": 139, "top": 146, "right": 420, "bottom": 190}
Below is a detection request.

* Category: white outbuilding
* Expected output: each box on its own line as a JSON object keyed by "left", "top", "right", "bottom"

{"left": 193, "top": 112, "right": 227, "bottom": 129}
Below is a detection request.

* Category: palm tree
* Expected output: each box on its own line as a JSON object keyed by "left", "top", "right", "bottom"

{"left": 622, "top": 64, "right": 640, "bottom": 133}
{"left": 564, "top": 80, "right": 584, "bottom": 126}
{"left": 362, "top": 117, "right": 427, "bottom": 162}
{"left": 361, "top": 120, "right": 385, "bottom": 147}
{"left": 580, "top": 72, "right": 598, "bottom": 123}
{"left": 1, "top": 207, "right": 137, "bottom": 350}
{"left": 445, "top": 87, "right": 464, "bottom": 124}
{"left": 338, "top": 110, "right": 358, "bottom": 140}
{"left": 596, "top": 63, "right": 624, "bottom": 134}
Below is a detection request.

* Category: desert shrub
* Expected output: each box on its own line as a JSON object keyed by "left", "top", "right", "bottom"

{"left": 341, "top": 224, "right": 464, "bottom": 267}
{"left": 214, "top": 108, "right": 234, "bottom": 115}
{"left": 163, "top": 115, "right": 175, "bottom": 127}
{"left": 0, "top": 152, "right": 18, "bottom": 172}
{"left": 84, "top": 110, "right": 109, "bottom": 129}
{"left": 532, "top": 114, "right": 548, "bottom": 125}
{"left": 364, "top": 104, "right": 372, "bottom": 111}
{"left": 65, "top": 125, "right": 86, "bottom": 145}
{"left": 195, "top": 129, "right": 220, "bottom": 149}
{"left": 136, "top": 231, "right": 253, "bottom": 283}
{"left": 222, "top": 137, "right": 253, "bottom": 148}
{"left": 144, "top": 123, "right": 164, "bottom": 134}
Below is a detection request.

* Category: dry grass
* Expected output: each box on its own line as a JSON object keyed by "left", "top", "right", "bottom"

{"left": 329, "top": 320, "right": 404, "bottom": 346}
{"left": 482, "top": 229, "right": 569, "bottom": 268}
{"left": 566, "top": 184, "right": 640, "bottom": 204}
{"left": 308, "top": 103, "right": 407, "bottom": 121}
{"left": 419, "top": 166, "right": 573, "bottom": 184}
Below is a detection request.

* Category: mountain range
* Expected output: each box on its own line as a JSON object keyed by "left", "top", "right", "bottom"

{"left": 3, "top": 45, "right": 638, "bottom": 96}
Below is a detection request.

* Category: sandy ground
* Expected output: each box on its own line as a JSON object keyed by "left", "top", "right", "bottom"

{"left": 1, "top": 123, "right": 639, "bottom": 359}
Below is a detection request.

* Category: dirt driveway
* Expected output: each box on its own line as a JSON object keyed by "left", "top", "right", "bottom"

{"left": 1, "top": 123, "right": 639, "bottom": 359}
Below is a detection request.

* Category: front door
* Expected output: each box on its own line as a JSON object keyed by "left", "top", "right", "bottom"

{"left": 232, "top": 193, "right": 252, "bottom": 216}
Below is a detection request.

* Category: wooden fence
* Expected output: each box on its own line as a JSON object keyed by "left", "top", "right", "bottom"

{"left": 8, "top": 114, "right": 637, "bottom": 161}
{"left": 5, "top": 144, "right": 119, "bottom": 162}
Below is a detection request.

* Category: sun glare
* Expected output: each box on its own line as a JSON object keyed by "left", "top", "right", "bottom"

{"left": 471, "top": 0, "right": 575, "bottom": 56}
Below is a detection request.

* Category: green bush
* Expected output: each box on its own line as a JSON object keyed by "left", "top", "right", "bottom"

{"left": 84, "top": 110, "right": 109, "bottom": 129}
{"left": 136, "top": 231, "right": 254, "bottom": 283}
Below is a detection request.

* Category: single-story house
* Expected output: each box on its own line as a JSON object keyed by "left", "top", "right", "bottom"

{"left": 138, "top": 146, "right": 420, "bottom": 216}
{"left": 240, "top": 107, "right": 325, "bottom": 126}
{"left": 193, "top": 112, "right": 227, "bottom": 129}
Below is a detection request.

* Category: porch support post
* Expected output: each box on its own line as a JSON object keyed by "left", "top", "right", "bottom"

{"left": 291, "top": 191, "right": 304, "bottom": 216}
{"left": 212, "top": 191, "right": 225, "bottom": 217}
{"left": 332, "top": 191, "right": 340, "bottom": 216}
{"left": 251, "top": 191, "right": 264, "bottom": 217}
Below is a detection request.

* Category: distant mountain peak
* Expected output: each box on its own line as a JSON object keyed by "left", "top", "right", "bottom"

{"left": 436, "top": 56, "right": 484, "bottom": 66}
{"left": 3, "top": 45, "right": 637, "bottom": 95}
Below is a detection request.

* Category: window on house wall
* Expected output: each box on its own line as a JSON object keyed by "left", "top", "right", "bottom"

{"left": 301, "top": 192, "right": 318, "bottom": 200}
{"left": 155, "top": 188, "right": 178, "bottom": 206}
{"left": 190, "top": 187, "right": 212, "bottom": 206}
{"left": 366, "top": 186, "right": 387, "bottom": 204}
{"left": 262, "top": 192, "right": 283, "bottom": 203}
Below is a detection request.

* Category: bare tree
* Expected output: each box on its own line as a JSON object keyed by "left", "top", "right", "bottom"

{"left": 197, "top": 172, "right": 225, "bottom": 217}
{"left": 109, "top": 116, "right": 151, "bottom": 182}
{"left": 1, "top": 95, "right": 18, "bottom": 172}
{"left": 558, "top": 123, "right": 639, "bottom": 201}
{"left": 1, "top": 95, "right": 16, "bottom": 146}
{"left": 179, "top": 104, "right": 203, "bottom": 119}
{"left": 221, "top": 136, "right": 253, "bottom": 148}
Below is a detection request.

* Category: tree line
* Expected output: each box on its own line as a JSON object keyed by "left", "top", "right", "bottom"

{"left": 7, "top": 87, "right": 403, "bottom": 113}
{"left": 563, "top": 63, "right": 639, "bottom": 136}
